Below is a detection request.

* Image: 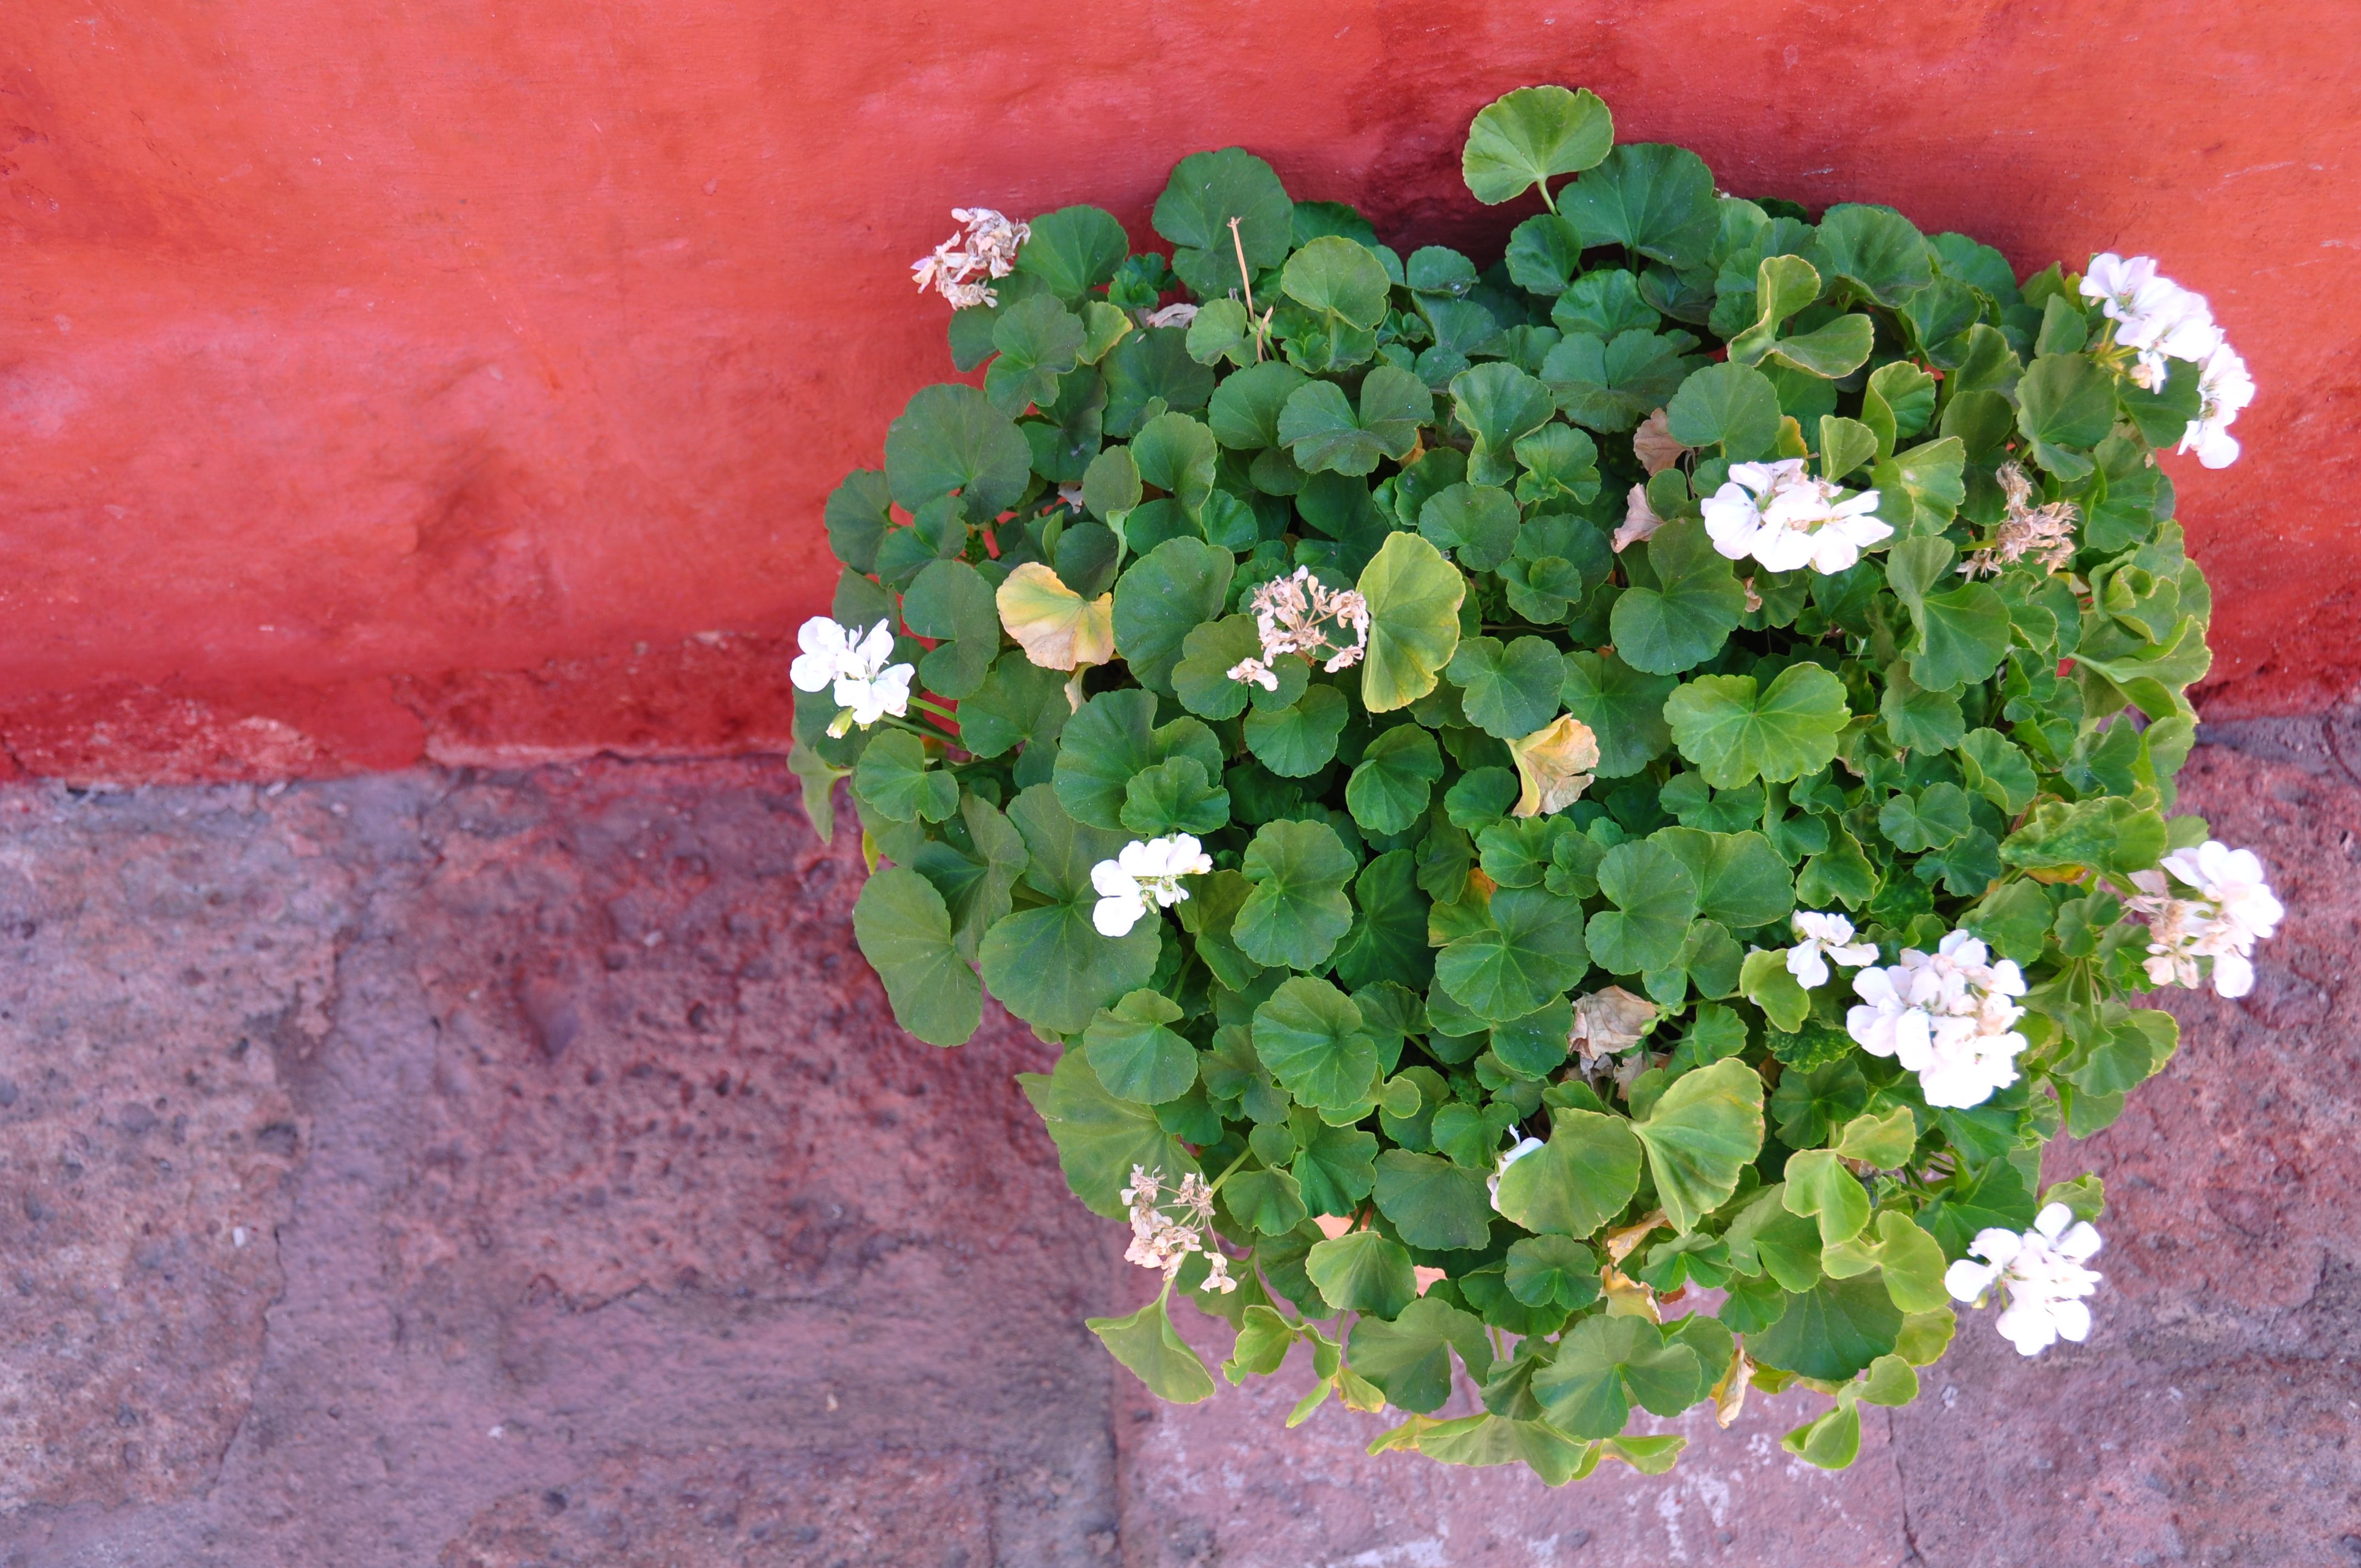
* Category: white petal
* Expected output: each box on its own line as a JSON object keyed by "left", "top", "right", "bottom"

{"left": 2211, "top": 951, "right": 2255, "bottom": 998}
{"left": 1968, "top": 1227, "right": 2024, "bottom": 1267}
{"left": 2034, "top": 1202, "right": 2074, "bottom": 1239}
{"left": 1787, "top": 944, "right": 1832, "bottom": 990}
{"left": 2050, "top": 1299, "right": 2092, "bottom": 1342}
{"left": 1945, "top": 1259, "right": 1998, "bottom": 1303}
{"left": 789, "top": 651, "right": 839, "bottom": 693}
{"left": 1092, "top": 859, "right": 1135, "bottom": 899}
{"left": 1093, "top": 892, "right": 1147, "bottom": 937}
{"left": 2057, "top": 1222, "right": 2104, "bottom": 1262}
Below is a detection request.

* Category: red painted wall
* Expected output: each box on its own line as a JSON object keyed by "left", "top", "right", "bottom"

{"left": 4, "top": 1, "right": 2358, "bottom": 781}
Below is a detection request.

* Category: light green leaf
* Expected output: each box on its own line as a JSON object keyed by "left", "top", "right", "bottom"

{"left": 1120, "top": 755, "right": 1231, "bottom": 838}
{"left": 1726, "top": 253, "right": 1823, "bottom": 367}
{"left": 1307, "top": 1229, "right": 1418, "bottom": 1318}
{"left": 1254, "top": 977, "right": 1379, "bottom": 1113}
{"left": 1542, "top": 329, "right": 1694, "bottom": 432}
{"left": 1418, "top": 482, "right": 1521, "bottom": 572}
{"left": 1437, "top": 885, "right": 1590, "bottom": 1022}
{"left": 1282, "top": 235, "right": 1393, "bottom": 329}
{"left": 1461, "top": 85, "right": 1615, "bottom": 205}
{"left": 2000, "top": 798, "right": 2168, "bottom": 878}
{"left": 1872, "top": 435, "right": 1967, "bottom": 533}
{"left": 1358, "top": 532, "right": 1468, "bottom": 711}
{"left": 1491, "top": 1110, "right": 1643, "bottom": 1238}
{"left": 1206, "top": 360, "right": 1310, "bottom": 450}
{"left": 1959, "top": 728, "right": 2038, "bottom": 813}
{"left": 1632, "top": 1057, "right": 1766, "bottom": 1232}
{"left": 1782, "top": 1149, "right": 1873, "bottom": 1247}
{"left": 1652, "top": 827, "right": 1795, "bottom": 929}
{"left": 2016, "top": 353, "right": 2117, "bottom": 453}
{"left": 984, "top": 294, "right": 1085, "bottom": 414}
{"left": 1347, "top": 725, "right": 1446, "bottom": 835}
{"left": 1018, "top": 1047, "right": 1196, "bottom": 1218}
{"left": 1348, "top": 1297, "right": 1493, "bottom": 1413}
{"left": 1835, "top": 1107, "right": 1920, "bottom": 1168}
{"left": 1738, "top": 946, "right": 1811, "bottom": 1033}
{"left": 1664, "top": 663, "right": 1852, "bottom": 788}
{"left": 1532, "top": 1315, "right": 1706, "bottom": 1439}
{"left": 1084, "top": 990, "right": 1198, "bottom": 1104}
{"left": 1505, "top": 1235, "right": 1604, "bottom": 1310}
{"left": 1664, "top": 361, "right": 1782, "bottom": 460}
{"left": 1088, "top": 1293, "right": 1217, "bottom": 1403}
{"left": 982, "top": 786, "right": 1162, "bottom": 1034}
{"left": 1609, "top": 518, "right": 1748, "bottom": 676}
{"left": 1587, "top": 841, "right": 1700, "bottom": 976}
{"left": 959, "top": 652, "right": 1071, "bottom": 759}
{"left": 1861, "top": 361, "right": 1936, "bottom": 459}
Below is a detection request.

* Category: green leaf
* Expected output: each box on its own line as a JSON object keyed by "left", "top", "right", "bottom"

{"left": 1919, "top": 1159, "right": 2038, "bottom": 1258}
{"left": 1084, "top": 990, "right": 1199, "bottom": 1104}
{"left": 1172, "top": 616, "right": 1274, "bottom": 721}
{"left": 1861, "top": 361, "right": 1936, "bottom": 459}
{"left": 1871, "top": 435, "right": 1967, "bottom": 533}
{"left": 1818, "top": 416, "right": 1880, "bottom": 484}
{"left": 901, "top": 558, "right": 1002, "bottom": 700}
{"left": 2000, "top": 798, "right": 2168, "bottom": 878}
{"left": 1726, "top": 253, "right": 1823, "bottom": 367}
{"left": 1631, "top": 1057, "right": 1765, "bottom": 1232}
{"left": 1279, "top": 367, "right": 1433, "bottom": 475}
{"left": 1664, "top": 362, "right": 1782, "bottom": 460}
{"left": 1765, "top": 313, "right": 1875, "bottom": 379}
{"left": 1559, "top": 653, "right": 1677, "bottom": 776}
{"left": 1121, "top": 755, "right": 1231, "bottom": 838}
{"left": 1102, "top": 326, "right": 1217, "bottom": 437}
{"left": 984, "top": 294, "right": 1085, "bottom": 414}
{"left": 884, "top": 383, "right": 1031, "bottom": 517}
{"left": 1491, "top": 1109, "right": 1643, "bottom": 1237}
{"left": 1332, "top": 853, "right": 1437, "bottom": 994}
{"left": 1451, "top": 363, "right": 1558, "bottom": 486}
{"left": 1505, "top": 1235, "right": 1604, "bottom": 1310}
{"left": 1088, "top": 1293, "right": 1217, "bottom": 1403}
{"left": 1560, "top": 143, "right": 1719, "bottom": 270}
{"left": 1347, "top": 725, "right": 1446, "bottom": 835}
{"left": 1236, "top": 818, "right": 1359, "bottom": 971}
{"left": 1782, "top": 1149, "right": 1872, "bottom": 1247}
{"left": 1739, "top": 946, "right": 1813, "bottom": 1033}
{"left": 1532, "top": 1315, "right": 1705, "bottom": 1439}
{"left": 1225, "top": 1166, "right": 1310, "bottom": 1237}
{"left": 1206, "top": 360, "right": 1310, "bottom": 450}
{"left": 1541, "top": 329, "right": 1694, "bottom": 432}
{"left": 1461, "top": 85, "right": 1615, "bottom": 205}
{"left": 1437, "top": 885, "right": 1590, "bottom": 1023}
{"left": 1808, "top": 204, "right": 1932, "bottom": 307}
{"left": 911, "top": 793, "right": 1027, "bottom": 960}
{"left": 1281, "top": 236, "right": 1392, "bottom": 329}
{"left": 1245, "top": 684, "right": 1351, "bottom": 777}
{"left": 1307, "top": 1229, "right": 1418, "bottom": 1318}
{"left": 824, "top": 469, "right": 892, "bottom": 573}
{"left": 1293, "top": 1118, "right": 1381, "bottom": 1215}
{"left": 2016, "top": 352, "right": 2117, "bottom": 455}
{"left": 1054, "top": 688, "right": 1222, "bottom": 830}
{"left": 1130, "top": 412, "right": 1220, "bottom": 519}
{"left": 1782, "top": 1400, "right": 1861, "bottom": 1470}
{"left": 1016, "top": 204, "right": 1129, "bottom": 300}
{"left": 852, "top": 729, "right": 960, "bottom": 824}
{"left": 1418, "top": 482, "right": 1521, "bottom": 573}
{"left": 1152, "top": 147, "right": 1294, "bottom": 298}
{"left": 982, "top": 786, "right": 1162, "bottom": 1034}
{"left": 959, "top": 652, "right": 1071, "bottom": 759}
{"left": 1348, "top": 1297, "right": 1493, "bottom": 1413}
{"left": 1960, "top": 728, "right": 2039, "bottom": 813}
{"left": 1723, "top": 1185, "right": 1824, "bottom": 1293}
{"left": 851, "top": 868, "right": 982, "bottom": 1046}
{"left": 1610, "top": 518, "right": 1748, "bottom": 676}
{"left": 1112, "top": 536, "right": 1236, "bottom": 697}
{"left": 1749, "top": 1272, "right": 1902, "bottom": 1380}
{"left": 1652, "top": 827, "right": 1795, "bottom": 929}
{"left": 1448, "top": 636, "right": 1567, "bottom": 740}
{"left": 1358, "top": 532, "right": 1468, "bottom": 711}
{"left": 1878, "top": 782, "right": 1972, "bottom": 853}
{"left": 1254, "top": 977, "right": 1380, "bottom": 1113}
{"left": 1665, "top": 663, "right": 1851, "bottom": 788}
{"left": 1374, "top": 1149, "right": 1494, "bottom": 1250}
{"left": 1878, "top": 661, "right": 1965, "bottom": 752}
{"left": 1835, "top": 1106, "right": 1921, "bottom": 1168}
{"left": 1018, "top": 1047, "right": 1196, "bottom": 1217}
{"left": 1080, "top": 444, "right": 1143, "bottom": 521}
{"left": 1587, "top": 841, "right": 1700, "bottom": 975}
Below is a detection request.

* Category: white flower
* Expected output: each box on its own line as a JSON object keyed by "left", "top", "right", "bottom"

{"left": 2179, "top": 341, "right": 2255, "bottom": 470}
{"left": 2131, "top": 840, "right": 2282, "bottom": 998}
{"left": 1785, "top": 911, "right": 1879, "bottom": 990}
{"left": 1701, "top": 459, "right": 1891, "bottom": 576}
{"left": 1944, "top": 1202, "right": 2104, "bottom": 1357}
{"left": 1142, "top": 302, "right": 1200, "bottom": 329}
{"left": 1227, "top": 657, "right": 1280, "bottom": 692}
{"left": 2082, "top": 253, "right": 2221, "bottom": 369}
{"left": 1241, "top": 567, "right": 1369, "bottom": 673}
{"left": 1487, "top": 1135, "right": 1546, "bottom": 1208}
{"left": 912, "top": 207, "right": 1030, "bottom": 308}
{"left": 790, "top": 616, "right": 916, "bottom": 734}
{"left": 1090, "top": 835, "right": 1214, "bottom": 937}
{"left": 1846, "top": 930, "right": 2029, "bottom": 1109}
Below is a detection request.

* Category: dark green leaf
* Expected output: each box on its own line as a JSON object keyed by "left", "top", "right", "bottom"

{"left": 852, "top": 868, "right": 981, "bottom": 1046}
{"left": 1532, "top": 1315, "right": 1705, "bottom": 1439}
{"left": 884, "top": 383, "right": 1031, "bottom": 516}
{"left": 1307, "top": 1229, "right": 1418, "bottom": 1317}
{"left": 1437, "top": 885, "right": 1590, "bottom": 1022}
{"left": 1611, "top": 518, "right": 1749, "bottom": 676}
{"left": 1374, "top": 1149, "right": 1494, "bottom": 1250}
{"left": 1560, "top": 653, "right": 1677, "bottom": 776}
{"left": 1665, "top": 361, "right": 1782, "bottom": 460}
{"left": 1018, "top": 1047, "right": 1195, "bottom": 1217}
{"left": 1153, "top": 147, "right": 1294, "bottom": 298}
{"left": 1347, "top": 725, "right": 1446, "bottom": 835}
{"left": 1236, "top": 818, "right": 1359, "bottom": 971}
{"left": 1560, "top": 143, "right": 1719, "bottom": 269}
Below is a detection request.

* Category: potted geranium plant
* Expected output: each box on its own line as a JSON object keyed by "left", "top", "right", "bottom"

{"left": 789, "top": 85, "right": 2276, "bottom": 1482}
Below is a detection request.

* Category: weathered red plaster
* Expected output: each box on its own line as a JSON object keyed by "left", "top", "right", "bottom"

{"left": 3, "top": 2, "right": 2357, "bottom": 778}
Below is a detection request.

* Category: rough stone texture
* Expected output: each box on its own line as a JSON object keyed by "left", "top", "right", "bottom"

{"left": 4, "top": 1, "right": 2359, "bottom": 780}
{"left": 1, "top": 729, "right": 2355, "bottom": 1566}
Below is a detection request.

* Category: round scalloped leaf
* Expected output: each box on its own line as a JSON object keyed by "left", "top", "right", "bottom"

{"left": 1491, "top": 1109, "right": 1643, "bottom": 1238}
{"left": 1357, "top": 533, "right": 1468, "bottom": 712}
{"left": 851, "top": 867, "right": 982, "bottom": 1047}
{"left": 1558, "top": 143, "right": 1718, "bottom": 270}
{"left": 1054, "top": 688, "right": 1224, "bottom": 830}
{"left": 901, "top": 558, "right": 1001, "bottom": 700}
{"left": 1609, "top": 519, "right": 1747, "bottom": 676}
{"left": 1531, "top": 1314, "right": 1705, "bottom": 1440}
{"left": 1306, "top": 1228, "right": 1418, "bottom": 1318}
{"left": 884, "top": 383, "right": 1031, "bottom": 516}
{"left": 1346, "top": 1296, "right": 1492, "bottom": 1414}
{"left": 1630, "top": 1057, "right": 1766, "bottom": 1233}
{"left": 1281, "top": 236, "right": 1392, "bottom": 329}
{"left": 1446, "top": 635, "right": 1566, "bottom": 740}
{"left": 1664, "top": 663, "right": 1852, "bottom": 789}
{"left": 1346, "top": 724, "right": 1445, "bottom": 835}
{"left": 1586, "top": 840, "right": 1700, "bottom": 975}
{"left": 1435, "top": 885, "right": 1589, "bottom": 1022}
{"left": 1253, "top": 976, "right": 1380, "bottom": 1112}
{"left": 1234, "top": 818, "right": 1359, "bottom": 972}
{"left": 1153, "top": 146, "right": 1294, "bottom": 298}
{"left": 1087, "top": 1293, "right": 1216, "bottom": 1404}
{"left": 1748, "top": 1271, "right": 1903, "bottom": 1381}
{"left": 1461, "top": 85, "right": 1614, "bottom": 205}
{"left": 1665, "top": 361, "right": 1783, "bottom": 460}
{"left": 1015, "top": 204, "right": 1130, "bottom": 301}
{"left": 1505, "top": 1235, "right": 1604, "bottom": 1311}
{"left": 1373, "top": 1149, "right": 1493, "bottom": 1251}
{"left": 1112, "top": 536, "right": 1236, "bottom": 696}
{"left": 1245, "top": 683, "right": 1351, "bottom": 777}
{"left": 1083, "top": 989, "right": 1198, "bottom": 1105}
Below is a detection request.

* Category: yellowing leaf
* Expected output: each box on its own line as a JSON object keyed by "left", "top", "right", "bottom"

{"left": 996, "top": 561, "right": 1114, "bottom": 671}
{"left": 1507, "top": 714, "right": 1601, "bottom": 818}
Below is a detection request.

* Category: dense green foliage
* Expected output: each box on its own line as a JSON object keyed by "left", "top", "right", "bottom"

{"left": 801, "top": 84, "right": 2219, "bottom": 1482}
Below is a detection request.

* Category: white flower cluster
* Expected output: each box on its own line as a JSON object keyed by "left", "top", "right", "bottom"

{"left": 1090, "top": 835, "right": 1212, "bottom": 937}
{"left": 912, "top": 207, "right": 1030, "bottom": 309}
{"left": 1121, "top": 1165, "right": 1236, "bottom": 1293}
{"left": 2127, "top": 840, "right": 2283, "bottom": 999}
{"left": 788, "top": 616, "right": 916, "bottom": 736}
{"left": 1846, "top": 930, "right": 2030, "bottom": 1109}
{"left": 2080, "top": 254, "right": 2253, "bottom": 468}
{"left": 1785, "top": 910, "right": 1879, "bottom": 990}
{"left": 1227, "top": 567, "right": 1369, "bottom": 690}
{"left": 1701, "top": 459, "right": 1891, "bottom": 576}
{"left": 1961, "top": 462, "right": 2079, "bottom": 579}
{"left": 1945, "top": 1202, "right": 2104, "bottom": 1357}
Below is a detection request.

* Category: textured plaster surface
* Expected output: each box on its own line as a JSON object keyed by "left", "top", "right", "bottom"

{"left": 0, "top": 729, "right": 2354, "bottom": 1566}
{"left": 4, "top": 1, "right": 2360, "bottom": 782}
